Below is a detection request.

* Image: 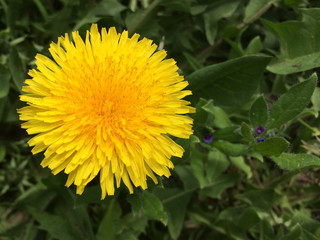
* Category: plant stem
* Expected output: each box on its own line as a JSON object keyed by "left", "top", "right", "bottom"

{"left": 128, "top": 0, "right": 160, "bottom": 36}
{"left": 298, "top": 118, "right": 320, "bottom": 136}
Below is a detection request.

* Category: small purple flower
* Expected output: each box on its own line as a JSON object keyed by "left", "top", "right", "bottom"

{"left": 257, "top": 138, "right": 265, "bottom": 143}
{"left": 203, "top": 134, "right": 214, "bottom": 143}
{"left": 255, "top": 125, "right": 265, "bottom": 134}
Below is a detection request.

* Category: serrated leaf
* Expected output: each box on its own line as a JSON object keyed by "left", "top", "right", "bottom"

{"left": 268, "top": 75, "right": 317, "bottom": 129}
{"left": 187, "top": 56, "right": 271, "bottom": 113}
{"left": 253, "top": 137, "right": 289, "bottom": 157}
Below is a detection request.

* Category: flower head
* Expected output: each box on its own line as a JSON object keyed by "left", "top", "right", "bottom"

{"left": 18, "top": 24, "right": 194, "bottom": 199}
{"left": 203, "top": 133, "right": 214, "bottom": 143}
{"left": 257, "top": 138, "right": 265, "bottom": 143}
{"left": 255, "top": 125, "right": 265, "bottom": 134}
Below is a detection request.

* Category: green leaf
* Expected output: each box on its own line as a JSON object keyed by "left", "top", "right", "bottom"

{"left": 291, "top": 211, "right": 320, "bottom": 234}
{"left": 0, "top": 144, "right": 6, "bottom": 162}
{"left": 282, "top": 224, "right": 302, "bottom": 240}
{"left": 96, "top": 198, "right": 116, "bottom": 240}
{"left": 236, "top": 189, "right": 279, "bottom": 211}
{"left": 245, "top": 36, "right": 263, "bottom": 54}
{"left": 190, "top": 142, "right": 207, "bottom": 187}
{"left": 175, "top": 165, "right": 200, "bottom": 190}
{"left": 265, "top": 9, "right": 320, "bottom": 74}
{"left": 268, "top": 74, "right": 317, "bottom": 129}
{"left": 252, "top": 137, "right": 289, "bottom": 157}
{"left": 73, "top": 186, "right": 102, "bottom": 207}
{"left": 212, "top": 140, "right": 249, "bottom": 156}
{"left": 241, "top": 122, "right": 255, "bottom": 141}
{"left": 204, "top": 0, "right": 240, "bottom": 45}
{"left": 182, "top": 52, "right": 203, "bottom": 71}
{"left": 230, "top": 156, "right": 252, "bottom": 179}
{"left": 244, "top": 0, "right": 274, "bottom": 22}
{"left": 214, "top": 126, "right": 242, "bottom": 141}
{"left": 142, "top": 191, "right": 168, "bottom": 225}
{"left": 28, "top": 207, "right": 84, "bottom": 240}
{"left": 201, "top": 101, "right": 232, "bottom": 128}
{"left": 154, "top": 188, "right": 192, "bottom": 240}
{"left": 187, "top": 56, "right": 271, "bottom": 113}
{"left": 127, "top": 193, "right": 142, "bottom": 215}
{"left": 8, "top": 47, "right": 25, "bottom": 94}
{"left": 200, "top": 173, "right": 242, "bottom": 199}
{"left": 0, "top": 66, "right": 10, "bottom": 98}
{"left": 311, "top": 87, "right": 320, "bottom": 112}
{"left": 206, "top": 149, "right": 229, "bottom": 182}
{"left": 74, "top": 0, "right": 126, "bottom": 30}
{"left": 250, "top": 96, "right": 269, "bottom": 128}
{"left": 272, "top": 153, "right": 320, "bottom": 171}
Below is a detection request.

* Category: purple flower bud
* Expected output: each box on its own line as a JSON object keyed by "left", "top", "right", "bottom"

{"left": 257, "top": 138, "right": 265, "bottom": 143}
{"left": 255, "top": 125, "right": 265, "bottom": 134}
{"left": 203, "top": 134, "right": 214, "bottom": 143}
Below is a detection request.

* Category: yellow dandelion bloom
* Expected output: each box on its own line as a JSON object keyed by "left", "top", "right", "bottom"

{"left": 18, "top": 24, "right": 194, "bottom": 199}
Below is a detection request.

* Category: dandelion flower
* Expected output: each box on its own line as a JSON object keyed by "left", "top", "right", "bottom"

{"left": 18, "top": 24, "right": 194, "bottom": 199}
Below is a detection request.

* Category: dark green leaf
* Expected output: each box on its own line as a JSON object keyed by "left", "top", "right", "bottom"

{"left": 282, "top": 224, "right": 302, "bottom": 240}
{"left": 8, "top": 47, "right": 25, "bottom": 94}
{"left": 245, "top": 36, "right": 263, "bottom": 54}
{"left": 200, "top": 173, "right": 242, "bottom": 199}
{"left": 250, "top": 96, "right": 269, "bottom": 128}
{"left": 187, "top": 56, "right": 271, "bottom": 113}
{"left": 174, "top": 165, "right": 199, "bottom": 190}
{"left": 204, "top": 0, "right": 240, "bottom": 45}
{"left": 268, "top": 74, "right": 317, "bottom": 129}
{"left": 236, "top": 189, "right": 280, "bottom": 211}
{"left": 154, "top": 188, "right": 192, "bottom": 239}
{"left": 142, "top": 191, "right": 168, "bottom": 225}
{"left": 252, "top": 137, "right": 289, "bottom": 157}
{"left": 206, "top": 149, "right": 229, "bottom": 182}
{"left": 244, "top": 0, "right": 274, "bottom": 22}
{"left": 0, "top": 66, "right": 10, "bottom": 98}
{"left": 28, "top": 207, "right": 83, "bottom": 240}
{"left": 241, "top": 122, "right": 255, "bottom": 141}
{"left": 265, "top": 9, "right": 320, "bottom": 74}
{"left": 96, "top": 198, "right": 116, "bottom": 240}
{"left": 212, "top": 140, "right": 249, "bottom": 156}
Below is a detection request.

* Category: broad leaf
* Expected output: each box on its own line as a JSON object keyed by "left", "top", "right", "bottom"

{"left": 187, "top": 56, "right": 271, "bottom": 113}
{"left": 265, "top": 9, "right": 320, "bottom": 74}
{"left": 252, "top": 137, "right": 289, "bottom": 157}
{"left": 272, "top": 153, "right": 320, "bottom": 171}
{"left": 142, "top": 191, "right": 168, "bottom": 225}
{"left": 250, "top": 96, "right": 269, "bottom": 128}
{"left": 268, "top": 74, "right": 317, "bottom": 129}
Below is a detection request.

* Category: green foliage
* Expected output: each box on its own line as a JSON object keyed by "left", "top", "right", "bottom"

{"left": 2, "top": 0, "right": 320, "bottom": 239}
